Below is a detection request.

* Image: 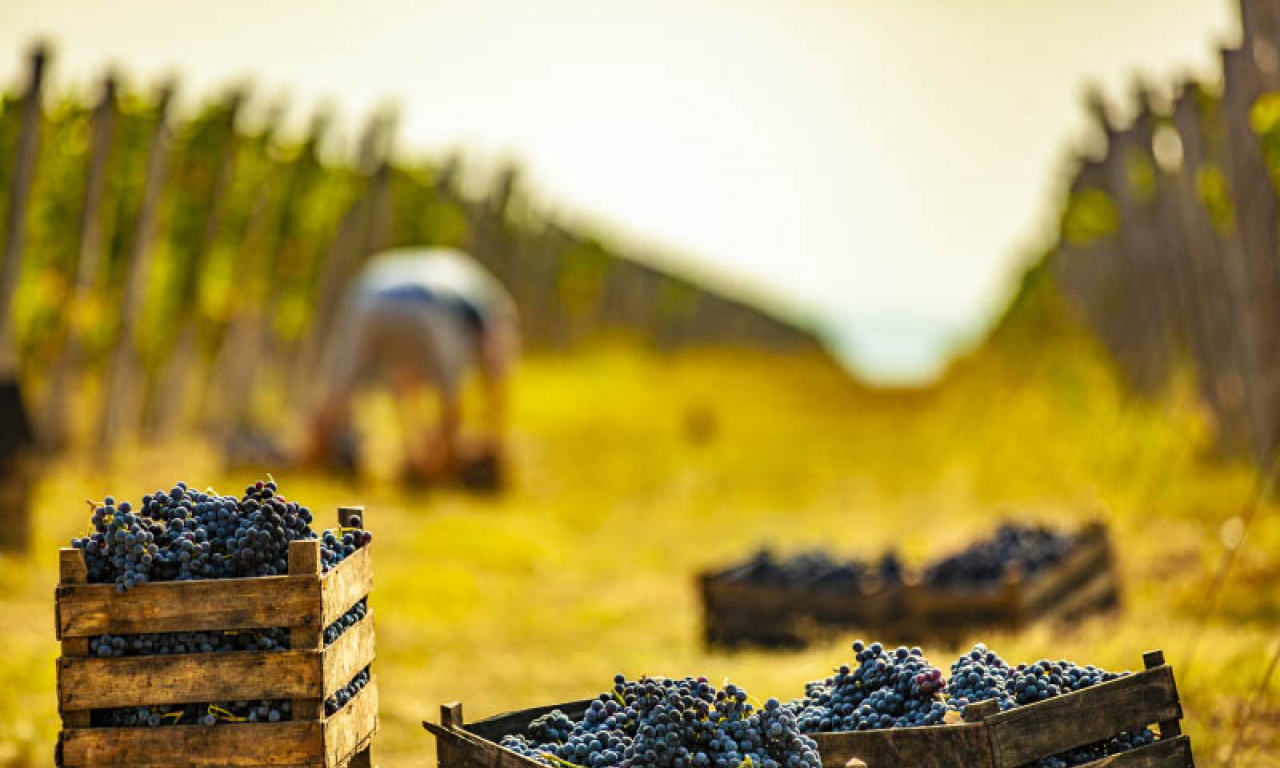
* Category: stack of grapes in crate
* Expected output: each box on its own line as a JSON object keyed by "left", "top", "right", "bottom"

{"left": 55, "top": 478, "right": 379, "bottom": 768}
{"left": 908, "top": 521, "right": 1120, "bottom": 640}
{"left": 426, "top": 639, "right": 1193, "bottom": 768}
{"left": 700, "top": 548, "right": 906, "bottom": 648}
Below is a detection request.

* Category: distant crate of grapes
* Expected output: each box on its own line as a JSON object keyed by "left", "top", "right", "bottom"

{"left": 698, "top": 521, "right": 1119, "bottom": 647}
{"left": 906, "top": 521, "right": 1120, "bottom": 642}
{"left": 54, "top": 479, "right": 378, "bottom": 768}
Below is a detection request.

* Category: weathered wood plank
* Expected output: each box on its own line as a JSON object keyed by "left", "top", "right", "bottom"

{"left": 464, "top": 699, "right": 593, "bottom": 743}
{"left": 1037, "top": 567, "right": 1120, "bottom": 625}
{"left": 322, "top": 544, "right": 373, "bottom": 627}
{"left": 1142, "top": 651, "right": 1183, "bottom": 738}
{"left": 58, "top": 548, "right": 92, "bottom": 727}
{"left": 324, "top": 611, "right": 376, "bottom": 700}
{"left": 812, "top": 724, "right": 992, "bottom": 768}
{"left": 1075, "top": 736, "right": 1193, "bottom": 768}
{"left": 324, "top": 675, "right": 379, "bottom": 767}
{"left": 431, "top": 722, "right": 546, "bottom": 768}
{"left": 984, "top": 666, "right": 1182, "bottom": 768}
{"left": 59, "top": 721, "right": 324, "bottom": 767}
{"left": 1019, "top": 524, "right": 1111, "bottom": 615}
{"left": 57, "top": 650, "right": 323, "bottom": 711}
{"left": 291, "top": 539, "right": 326, "bottom": 721}
{"left": 57, "top": 574, "right": 321, "bottom": 636}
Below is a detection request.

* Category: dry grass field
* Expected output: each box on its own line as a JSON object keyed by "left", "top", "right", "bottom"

{"left": 1, "top": 301, "right": 1277, "bottom": 767}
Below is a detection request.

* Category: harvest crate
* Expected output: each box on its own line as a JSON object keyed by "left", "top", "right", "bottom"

{"left": 424, "top": 651, "right": 1191, "bottom": 768}
{"left": 54, "top": 506, "right": 378, "bottom": 768}
{"left": 699, "top": 522, "right": 1118, "bottom": 648}
{"left": 905, "top": 521, "right": 1120, "bottom": 642}
{"left": 698, "top": 570, "right": 903, "bottom": 648}
{"left": 811, "top": 650, "right": 1192, "bottom": 768}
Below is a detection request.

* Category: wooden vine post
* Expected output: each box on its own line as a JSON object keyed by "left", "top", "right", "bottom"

{"left": 99, "top": 81, "right": 176, "bottom": 451}
{"left": 41, "top": 73, "right": 118, "bottom": 452}
{"left": 0, "top": 45, "right": 47, "bottom": 554}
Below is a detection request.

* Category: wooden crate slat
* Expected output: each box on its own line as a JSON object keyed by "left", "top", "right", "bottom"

{"left": 58, "top": 650, "right": 323, "bottom": 711}
{"left": 324, "top": 611, "right": 377, "bottom": 700}
{"left": 432, "top": 721, "right": 545, "bottom": 768}
{"left": 984, "top": 666, "right": 1182, "bottom": 768}
{"left": 1075, "top": 736, "right": 1193, "bottom": 768}
{"left": 1037, "top": 567, "right": 1120, "bottom": 625}
{"left": 465, "top": 699, "right": 593, "bottom": 743}
{"left": 58, "top": 549, "right": 93, "bottom": 728}
{"left": 57, "top": 575, "right": 321, "bottom": 637}
{"left": 60, "top": 721, "right": 324, "bottom": 767}
{"left": 1018, "top": 523, "right": 1112, "bottom": 616}
{"left": 811, "top": 724, "right": 991, "bottom": 768}
{"left": 322, "top": 545, "right": 373, "bottom": 627}
{"left": 323, "top": 675, "right": 379, "bottom": 767}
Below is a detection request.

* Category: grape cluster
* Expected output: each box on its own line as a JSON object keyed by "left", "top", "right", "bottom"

{"left": 325, "top": 667, "right": 372, "bottom": 716}
{"left": 501, "top": 675, "right": 821, "bottom": 768}
{"left": 322, "top": 512, "right": 373, "bottom": 570}
{"left": 718, "top": 548, "right": 904, "bottom": 591}
{"left": 923, "top": 523, "right": 1073, "bottom": 588}
{"left": 325, "top": 599, "right": 369, "bottom": 645}
{"left": 794, "top": 640, "right": 947, "bottom": 732}
{"left": 90, "top": 628, "right": 288, "bottom": 657}
{"left": 945, "top": 643, "right": 1015, "bottom": 713}
{"left": 92, "top": 700, "right": 293, "bottom": 727}
{"left": 70, "top": 478, "right": 372, "bottom": 591}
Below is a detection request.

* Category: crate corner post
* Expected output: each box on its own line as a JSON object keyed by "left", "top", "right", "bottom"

{"left": 290, "top": 537, "right": 326, "bottom": 721}
{"left": 57, "top": 547, "right": 91, "bottom": 727}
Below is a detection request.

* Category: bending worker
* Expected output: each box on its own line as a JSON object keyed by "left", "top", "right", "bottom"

{"left": 303, "top": 247, "right": 520, "bottom": 479}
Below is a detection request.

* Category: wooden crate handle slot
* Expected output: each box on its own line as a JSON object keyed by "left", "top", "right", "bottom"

{"left": 289, "top": 538, "right": 325, "bottom": 720}
{"left": 442, "top": 702, "right": 465, "bottom": 730}
{"left": 57, "top": 548, "right": 91, "bottom": 727}
{"left": 1143, "top": 649, "right": 1183, "bottom": 738}
{"left": 843, "top": 760, "right": 867, "bottom": 768}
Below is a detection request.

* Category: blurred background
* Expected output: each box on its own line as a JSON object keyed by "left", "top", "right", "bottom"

{"left": 0, "top": 0, "right": 1278, "bottom": 766}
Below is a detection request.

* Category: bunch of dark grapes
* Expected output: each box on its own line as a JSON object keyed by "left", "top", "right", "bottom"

{"left": 718, "top": 548, "right": 903, "bottom": 592}
{"left": 501, "top": 674, "right": 821, "bottom": 768}
{"left": 923, "top": 523, "right": 1073, "bottom": 588}
{"left": 324, "top": 599, "right": 369, "bottom": 645}
{"left": 938, "top": 645, "right": 1157, "bottom": 768}
{"left": 794, "top": 640, "right": 947, "bottom": 732}
{"left": 70, "top": 478, "right": 372, "bottom": 590}
{"left": 945, "top": 643, "right": 1015, "bottom": 714}
{"left": 92, "top": 699, "right": 293, "bottom": 727}
{"left": 325, "top": 667, "right": 372, "bottom": 716}
{"left": 90, "top": 628, "right": 288, "bottom": 657}
{"left": 73, "top": 498, "right": 157, "bottom": 592}
{"left": 321, "top": 512, "right": 373, "bottom": 570}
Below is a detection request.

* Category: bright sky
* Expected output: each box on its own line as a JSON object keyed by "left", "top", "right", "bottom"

{"left": 0, "top": 0, "right": 1240, "bottom": 381}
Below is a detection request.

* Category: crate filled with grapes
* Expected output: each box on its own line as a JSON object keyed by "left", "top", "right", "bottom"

{"left": 799, "top": 641, "right": 1192, "bottom": 768}
{"left": 905, "top": 521, "right": 1120, "bottom": 641}
{"left": 698, "top": 548, "right": 907, "bottom": 648}
{"left": 421, "top": 642, "right": 1193, "bottom": 768}
{"left": 54, "top": 479, "right": 378, "bottom": 768}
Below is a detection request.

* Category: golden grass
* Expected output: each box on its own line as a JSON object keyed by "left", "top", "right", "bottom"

{"left": 0, "top": 330, "right": 1277, "bottom": 767}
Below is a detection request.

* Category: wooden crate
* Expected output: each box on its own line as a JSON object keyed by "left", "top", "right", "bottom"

{"left": 55, "top": 506, "right": 378, "bottom": 768}
{"left": 811, "top": 650, "right": 1192, "bottom": 768}
{"left": 904, "top": 521, "right": 1121, "bottom": 642}
{"left": 698, "top": 570, "right": 903, "bottom": 648}
{"left": 423, "top": 650, "right": 1191, "bottom": 768}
